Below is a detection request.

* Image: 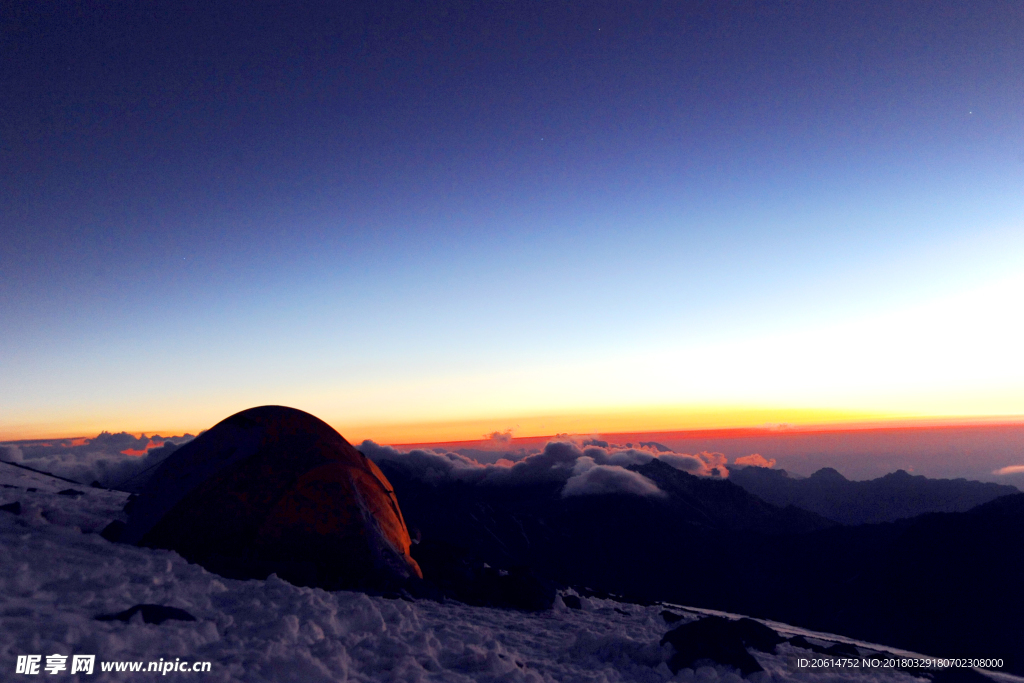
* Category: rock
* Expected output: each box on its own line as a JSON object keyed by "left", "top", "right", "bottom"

{"left": 122, "top": 494, "right": 138, "bottom": 514}
{"left": 732, "top": 618, "right": 788, "bottom": 653}
{"left": 100, "top": 520, "right": 125, "bottom": 542}
{"left": 0, "top": 501, "right": 21, "bottom": 515}
{"left": 661, "top": 616, "right": 769, "bottom": 676}
{"left": 788, "top": 635, "right": 858, "bottom": 657}
{"left": 788, "top": 635, "right": 822, "bottom": 651}
{"left": 96, "top": 604, "right": 197, "bottom": 625}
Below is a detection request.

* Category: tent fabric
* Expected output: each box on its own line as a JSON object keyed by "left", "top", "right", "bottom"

{"left": 121, "top": 405, "right": 422, "bottom": 591}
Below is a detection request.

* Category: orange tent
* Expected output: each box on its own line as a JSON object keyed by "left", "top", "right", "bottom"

{"left": 121, "top": 406, "right": 421, "bottom": 591}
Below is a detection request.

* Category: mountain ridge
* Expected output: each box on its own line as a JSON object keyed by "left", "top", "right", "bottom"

{"left": 728, "top": 464, "right": 1019, "bottom": 524}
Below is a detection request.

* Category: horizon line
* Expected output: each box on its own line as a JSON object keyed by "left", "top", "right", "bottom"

{"left": 390, "top": 414, "right": 1024, "bottom": 448}
{"left": 7, "top": 413, "right": 1024, "bottom": 448}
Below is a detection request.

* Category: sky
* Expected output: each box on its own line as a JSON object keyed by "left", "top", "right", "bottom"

{"left": 2, "top": 1, "right": 1023, "bottom": 442}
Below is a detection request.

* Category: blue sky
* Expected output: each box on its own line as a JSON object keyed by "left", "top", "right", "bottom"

{"left": 2, "top": 1, "right": 1022, "bottom": 440}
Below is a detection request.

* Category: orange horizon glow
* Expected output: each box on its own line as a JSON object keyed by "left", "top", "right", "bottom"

{"left": 343, "top": 411, "right": 1024, "bottom": 447}
{"left": 8, "top": 410, "right": 1023, "bottom": 449}
{"left": 119, "top": 438, "right": 171, "bottom": 456}
{"left": 388, "top": 415, "right": 1024, "bottom": 449}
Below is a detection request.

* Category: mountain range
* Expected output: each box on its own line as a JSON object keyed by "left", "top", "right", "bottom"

{"left": 374, "top": 457, "right": 1024, "bottom": 675}
{"left": 728, "top": 464, "right": 1019, "bottom": 524}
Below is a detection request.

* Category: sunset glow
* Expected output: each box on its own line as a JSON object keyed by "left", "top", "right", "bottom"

{"left": 2, "top": 2, "right": 1022, "bottom": 450}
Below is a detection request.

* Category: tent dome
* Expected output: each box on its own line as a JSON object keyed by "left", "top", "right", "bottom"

{"left": 121, "top": 406, "right": 422, "bottom": 591}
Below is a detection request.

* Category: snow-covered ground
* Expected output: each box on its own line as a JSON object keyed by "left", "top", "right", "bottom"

{"left": 0, "top": 461, "right": 1015, "bottom": 683}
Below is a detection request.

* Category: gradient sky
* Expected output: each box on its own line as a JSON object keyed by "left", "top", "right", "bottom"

{"left": 2, "top": 1, "right": 1023, "bottom": 441}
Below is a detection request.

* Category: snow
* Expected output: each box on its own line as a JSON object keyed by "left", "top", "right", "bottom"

{"left": 0, "top": 461, "right": 1013, "bottom": 682}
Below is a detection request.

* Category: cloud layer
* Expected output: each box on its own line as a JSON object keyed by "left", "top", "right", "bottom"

{"left": 0, "top": 432, "right": 194, "bottom": 490}
{"left": 360, "top": 438, "right": 738, "bottom": 498}
{"left": 1, "top": 429, "right": 771, "bottom": 498}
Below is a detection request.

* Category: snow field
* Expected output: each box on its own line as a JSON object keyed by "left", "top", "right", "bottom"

{"left": 0, "top": 463, "right": 936, "bottom": 682}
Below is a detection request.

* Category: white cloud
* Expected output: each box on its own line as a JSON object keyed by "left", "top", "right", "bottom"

{"left": 561, "top": 457, "right": 664, "bottom": 498}
{"left": 361, "top": 437, "right": 731, "bottom": 496}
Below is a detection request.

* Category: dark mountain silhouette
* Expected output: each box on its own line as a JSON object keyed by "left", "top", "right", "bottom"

{"left": 374, "top": 456, "right": 1024, "bottom": 674}
{"left": 728, "top": 465, "right": 1018, "bottom": 524}
{"left": 836, "top": 494, "right": 1024, "bottom": 666}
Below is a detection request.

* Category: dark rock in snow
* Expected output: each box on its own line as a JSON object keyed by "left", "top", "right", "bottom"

{"left": 100, "top": 520, "right": 125, "bottom": 542}
{"left": 121, "top": 406, "right": 422, "bottom": 593}
{"left": 562, "top": 594, "right": 582, "bottom": 609}
{"left": 788, "top": 635, "right": 858, "bottom": 656}
{"left": 96, "top": 604, "right": 197, "bottom": 625}
{"left": 0, "top": 501, "right": 21, "bottom": 515}
{"left": 661, "top": 616, "right": 772, "bottom": 676}
{"left": 58, "top": 488, "right": 85, "bottom": 497}
{"left": 90, "top": 480, "right": 104, "bottom": 488}
{"left": 731, "top": 618, "right": 788, "bottom": 653}
{"left": 661, "top": 610, "right": 685, "bottom": 624}
{"left": 788, "top": 635, "right": 824, "bottom": 652}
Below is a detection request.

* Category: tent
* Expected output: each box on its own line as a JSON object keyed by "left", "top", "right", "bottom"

{"left": 121, "top": 405, "right": 422, "bottom": 591}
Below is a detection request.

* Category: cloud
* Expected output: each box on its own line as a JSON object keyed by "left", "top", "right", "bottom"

{"left": 359, "top": 441, "right": 484, "bottom": 485}
{"left": 484, "top": 429, "right": 515, "bottom": 445}
{"left": 0, "top": 432, "right": 194, "bottom": 490}
{"left": 654, "top": 451, "right": 729, "bottom": 478}
{"left": 562, "top": 457, "right": 664, "bottom": 498}
{"left": 361, "top": 437, "right": 731, "bottom": 496}
{"left": 579, "top": 445, "right": 653, "bottom": 468}
{"left": 734, "top": 453, "right": 777, "bottom": 468}
{"left": 993, "top": 465, "right": 1024, "bottom": 476}
{"left": 657, "top": 453, "right": 704, "bottom": 473}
